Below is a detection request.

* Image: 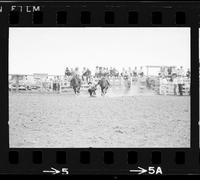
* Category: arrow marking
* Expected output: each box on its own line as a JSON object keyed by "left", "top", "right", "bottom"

{"left": 43, "top": 167, "right": 60, "bottom": 175}
{"left": 129, "top": 167, "right": 147, "bottom": 175}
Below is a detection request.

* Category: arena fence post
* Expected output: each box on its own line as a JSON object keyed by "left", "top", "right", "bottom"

{"left": 16, "top": 75, "right": 19, "bottom": 92}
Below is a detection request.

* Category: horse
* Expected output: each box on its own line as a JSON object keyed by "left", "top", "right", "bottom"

{"left": 97, "top": 77, "right": 110, "bottom": 96}
{"left": 82, "top": 69, "right": 91, "bottom": 83}
{"left": 70, "top": 75, "right": 81, "bottom": 94}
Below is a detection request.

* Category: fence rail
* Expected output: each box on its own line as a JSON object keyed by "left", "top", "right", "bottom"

{"left": 8, "top": 74, "right": 126, "bottom": 92}
{"left": 8, "top": 74, "right": 190, "bottom": 96}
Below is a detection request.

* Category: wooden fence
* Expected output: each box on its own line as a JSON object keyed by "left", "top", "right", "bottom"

{"left": 8, "top": 74, "right": 190, "bottom": 95}
{"left": 158, "top": 78, "right": 190, "bottom": 96}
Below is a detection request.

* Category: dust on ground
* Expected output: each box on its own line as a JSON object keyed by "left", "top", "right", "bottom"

{"left": 9, "top": 88, "right": 190, "bottom": 148}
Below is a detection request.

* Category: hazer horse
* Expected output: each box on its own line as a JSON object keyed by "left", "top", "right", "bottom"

{"left": 70, "top": 75, "right": 81, "bottom": 94}
{"left": 82, "top": 69, "right": 91, "bottom": 83}
{"left": 98, "top": 77, "right": 110, "bottom": 96}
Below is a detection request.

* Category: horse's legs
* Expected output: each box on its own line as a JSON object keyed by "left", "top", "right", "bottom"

{"left": 101, "top": 87, "right": 105, "bottom": 96}
{"left": 104, "top": 87, "right": 108, "bottom": 95}
{"left": 77, "top": 87, "right": 80, "bottom": 94}
{"left": 88, "top": 89, "right": 92, "bottom": 96}
{"left": 73, "top": 87, "right": 76, "bottom": 94}
{"left": 101, "top": 88, "right": 104, "bottom": 96}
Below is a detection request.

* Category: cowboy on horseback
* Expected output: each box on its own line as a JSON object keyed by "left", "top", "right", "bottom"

{"left": 70, "top": 67, "right": 82, "bottom": 94}
{"left": 97, "top": 75, "right": 111, "bottom": 96}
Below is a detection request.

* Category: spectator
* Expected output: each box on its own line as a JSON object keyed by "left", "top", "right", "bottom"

{"left": 123, "top": 71, "right": 129, "bottom": 80}
{"left": 105, "top": 67, "right": 109, "bottom": 76}
{"left": 95, "top": 66, "right": 99, "bottom": 78}
{"left": 179, "top": 66, "right": 185, "bottom": 76}
{"left": 102, "top": 67, "right": 106, "bottom": 76}
{"left": 128, "top": 67, "right": 132, "bottom": 77}
{"left": 164, "top": 67, "right": 168, "bottom": 76}
{"left": 70, "top": 68, "right": 74, "bottom": 76}
{"left": 99, "top": 67, "right": 103, "bottom": 77}
{"left": 82, "top": 67, "right": 87, "bottom": 81}
{"left": 53, "top": 76, "right": 59, "bottom": 92}
{"left": 171, "top": 68, "right": 177, "bottom": 77}
{"left": 159, "top": 76, "right": 168, "bottom": 95}
{"left": 173, "top": 74, "right": 178, "bottom": 95}
{"left": 109, "top": 67, "right": 113, "bottom": 77}
{"left": 85, "top": 68, "right": 91, "bottom": 83}
{"left": 121, "top": 68, "right": 125, "bottom": 77}
{"left": 65, "top": 67, "right": 71, "bottom": 76}
{"left": 114, "top": 68, "right": 119, "bottom": 78}
{"left": 74, "top": 67, "right": 80, "bottom": 77}
{"left": 82, "top": 67, "right": 87, "bottom": 75}
{"left": 138, "top": 66, "right": 144, "bottom": 77}
{"left": 177, "top": 75, "right": 184, "bottom": 96}
{"left": 186, "top": 68, "right": 190, "bottom": 78}
{"left": 133, "top": 66, "right": 138, "bottom": 77}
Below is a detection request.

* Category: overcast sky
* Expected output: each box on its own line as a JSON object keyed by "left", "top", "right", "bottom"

{"left": 9, "top": 27, "right": 190, "bottom": 75}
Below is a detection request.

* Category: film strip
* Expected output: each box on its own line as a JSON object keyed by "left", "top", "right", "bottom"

{"left": 0, "top": 0, "right": 199, "bottom": 176}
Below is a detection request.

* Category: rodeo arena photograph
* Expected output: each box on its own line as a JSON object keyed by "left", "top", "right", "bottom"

{"left": 9, "top": 28, "right": 190, "bottom": 148}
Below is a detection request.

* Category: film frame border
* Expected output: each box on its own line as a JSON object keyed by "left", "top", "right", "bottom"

{"left": 0, "top": 1, "right": 199, "bottom": 175}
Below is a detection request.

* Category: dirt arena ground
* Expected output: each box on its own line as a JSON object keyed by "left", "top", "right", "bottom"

{"left": 9, "top": 88, "right": 190, "bottom": 148}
